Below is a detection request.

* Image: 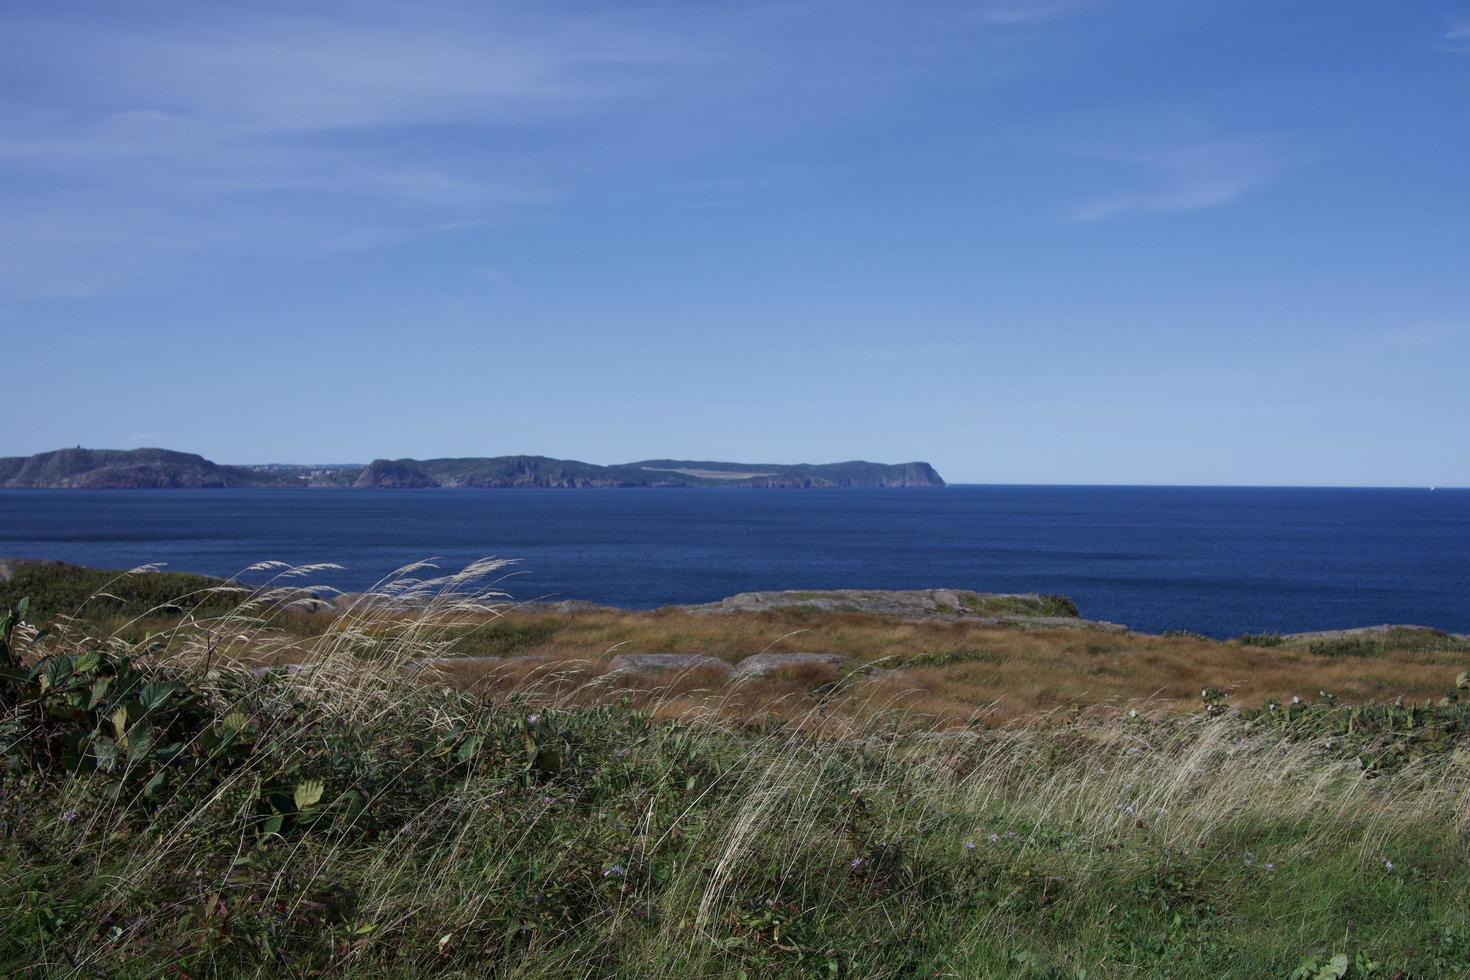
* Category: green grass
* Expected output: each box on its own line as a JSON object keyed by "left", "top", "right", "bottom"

{"left": 1302, "top": 629, "right": 1470, "bottom": 658}
{"left": 0, "top": 561, "right": 245, "bottom": 624}
{"left": 960, "top": 592, "right": 1080, "bottom": 618}
{"left": 4, "top": 581, "right": 1470, "bottom": 977}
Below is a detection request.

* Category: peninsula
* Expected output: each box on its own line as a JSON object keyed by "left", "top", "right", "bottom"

{"left": 0, "top": 447, "right": 945, "bottom": 489}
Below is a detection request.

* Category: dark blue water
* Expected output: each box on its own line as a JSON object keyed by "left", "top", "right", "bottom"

{"left": 0, "top": 486, "right": 1466, "bottom": 637}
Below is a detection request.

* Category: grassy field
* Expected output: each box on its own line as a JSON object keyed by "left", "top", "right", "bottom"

{"left": 4, "top": 562, "right": 1470, "bottom": 977}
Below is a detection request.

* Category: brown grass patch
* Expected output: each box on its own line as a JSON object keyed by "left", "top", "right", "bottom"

{"left": 227, "top": 606, "right": 1465, "bottom": 729}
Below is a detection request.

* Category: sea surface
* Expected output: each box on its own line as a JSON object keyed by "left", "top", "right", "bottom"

{"left": 0, "top": 486, "right": 1467, "bottom": 637}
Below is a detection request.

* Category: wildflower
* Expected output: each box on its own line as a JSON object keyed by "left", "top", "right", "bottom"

{"left": 1383, "top": 859, "right": 1395, "bottom": 872}
{"left": 849, "top": 857, "right": 866, "bottom": 870}
{"left": 1242, "top": 850, "right": 1255, "bottom": 868}
{"left": 59, "top": 808, "right": 78, "bottom": 825}
{"left": 614, "top": 749, "right": 628, "bottom": 758}
{"left": 1264, "top": 863, "right": 1276, "bottom": 871}
{"left": 986, "top": 833, "right": 1000, "bottom": 843}
{"left": 964, "top": 841, "right": 976, "bottom": 852}
{"left": 603, "top": 864, "right": 626, "bottom": 878}
{"left": 527, "top": 713, "right": 540, "bottom": 725}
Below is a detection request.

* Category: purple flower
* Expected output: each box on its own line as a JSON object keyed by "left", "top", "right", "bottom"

{"left": 849, "top": 857, "right": 866, "bottom": 870}
{"left": 59, "top": 808, "right": 78, "bottom": 825}
{"left": 603, "top": 864, "right": 625, "bottom": 878}
{"left": 964, "top": 841, "right": 976, "bottom": 852}
{"left": 1383, "top": 859, "right": 1395, "bottom": 872}
{"left": 527, "top": 714, "right": 540, "bottom": 725}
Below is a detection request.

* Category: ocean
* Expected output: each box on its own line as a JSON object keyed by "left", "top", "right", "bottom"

{"left": 0, "top": 485, "right": 1466, "bottom": 637}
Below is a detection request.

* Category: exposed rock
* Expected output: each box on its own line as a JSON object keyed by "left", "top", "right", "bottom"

{"left": 249, "top": 663, "right": 305, "bottom": 677}
{"left": 681, "top": 589, "right": 1126, "bottom": 631}
{"left": 351, "top": 459, "right": 438, "bottom": 489}
{"left": 1280, "top": 624, "right": 1455, "bottom": 643}
{"left": 732, "top": 652, "right": 850, "bottom": 679}
{"left": 971, "top": 615, "right": 1129, "bottom": 634}
{"left": 606, "top": 653, "right": 731, "bottom": 675}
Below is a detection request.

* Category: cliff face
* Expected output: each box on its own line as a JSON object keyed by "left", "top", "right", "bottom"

{"left": 1, "top": 448, "right": 946, "bottom": 490}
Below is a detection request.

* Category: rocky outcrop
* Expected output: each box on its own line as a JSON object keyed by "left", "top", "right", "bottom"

{"left": 731, "top": 653, "right": 850, "bottom": 679}
{"left": 1278, "top": 624, "right": 1468, "bottom": 643}
{"left": 681, "top": 589, "right": 1126, "bottom": 631}
{"left": 606, "top": 653, "right": 731, "bottom": 675}
{"left": 350, "top": 459, "right": 437, "bottom": 489}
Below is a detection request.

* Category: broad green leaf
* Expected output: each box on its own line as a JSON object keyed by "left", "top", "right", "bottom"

{"left": 139, "top": 681, "right": 175, "bottom": 710}
{"left": 293, "top": 780, "right": 325, "bottom": 809}
{"left": 110, "top": 706, "right": 128, "bottom": 742}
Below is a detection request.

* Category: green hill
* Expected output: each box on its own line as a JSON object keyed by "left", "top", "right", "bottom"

{"left": 352, "top": 456, "right": 945, "bottom": 488}
{"left": 0, "top": 448, "right": 945, "bottom": 489}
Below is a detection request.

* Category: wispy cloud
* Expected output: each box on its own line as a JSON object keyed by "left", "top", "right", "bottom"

{"left": 1066, "top": 136, "right": 1282, "bottom": 222}
{"left": 1446, "top": 19, "right": 1470, "bottom": 51}
{"left": 0, "top": 1, "right": 1151, "bottom": 296}
{"left": 0, "top": 6, "right": 716, "bottom": 295}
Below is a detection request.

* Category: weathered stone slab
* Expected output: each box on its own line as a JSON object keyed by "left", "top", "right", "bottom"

{"left": 606, "top": 653, "right": 731, "bottom": 675}
{"left": 402, "top": 655, "right": 549, "bottom": 674}
{"left": 731, "top": 652, "right": 850, "bottom": 679}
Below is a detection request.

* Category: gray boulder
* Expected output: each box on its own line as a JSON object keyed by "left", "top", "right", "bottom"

{"left": 732, "top": 652, "right": 850, "bottom": 679}
{"left": 606, "top": 653, "right": 731, "bottom": 675}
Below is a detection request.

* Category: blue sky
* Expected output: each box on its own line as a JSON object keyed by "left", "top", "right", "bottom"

{"left": 2, "top": 0, "right": 1467, "bottom": 485}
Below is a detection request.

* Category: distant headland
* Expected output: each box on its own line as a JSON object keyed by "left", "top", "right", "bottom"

{"left": 0, "top": 447, "right": 946, "bottom": 490}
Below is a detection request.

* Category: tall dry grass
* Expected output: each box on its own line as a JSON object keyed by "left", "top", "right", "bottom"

{"left": 6, "top": 561, "right": 1470, "bottom": 976}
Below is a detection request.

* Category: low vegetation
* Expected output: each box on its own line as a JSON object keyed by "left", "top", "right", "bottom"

{"left": 3, "top": 562, "right": 1470, "bottom": 976}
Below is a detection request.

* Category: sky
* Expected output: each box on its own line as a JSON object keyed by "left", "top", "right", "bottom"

{"left": 1, "top": 1, "right": 1468, "bottom": 486}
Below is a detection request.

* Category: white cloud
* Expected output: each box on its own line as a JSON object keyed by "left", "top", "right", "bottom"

{"left": 0, "top": 6, "right": 714, "bottom": 295}
{"left": 1066, "top": 137, "right": 1282, "bottom": 222}
{"left": 1447, "top": 19, "right": 1470, "bottom": 50}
